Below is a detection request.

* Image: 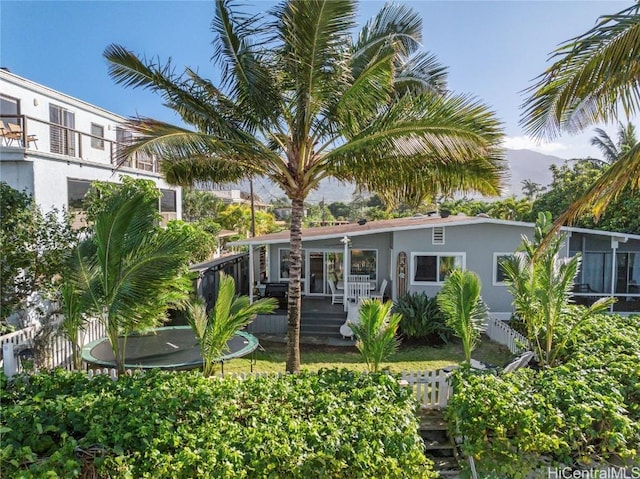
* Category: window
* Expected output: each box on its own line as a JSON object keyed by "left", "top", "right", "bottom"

{"left": 160, "top": 189, "right": 177, "bottom": 213}
{"left": 350, "top": 249, "right": 377, "bottom": 281}
{"left": 493, "top": 253, "right": 513, "bottom": 285}
{"left": 279, "top": 249, "right": 306, "bottom": 281}
{"left": 411, "top": 253, "right": 465, "bottom": 284}
{"left": 91, "top": 123, "right": 104, "bottom": 149}
{"left": 50, "top": 104, "right": 75, "bottom": 155}
{"left": 67, "top": 179, "right": 92, "bottom": 211}
{"left": 0, "top": 95, "right": 19, "bottom": 121}
{"left": 115, "top": 127, "right": 132, "bottom": 167}
{"left": 432, "top": 227, "right": 445, "bottom": 245}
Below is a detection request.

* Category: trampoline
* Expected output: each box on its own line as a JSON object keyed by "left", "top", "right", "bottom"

{"left": 81, "top": 326, "right": 259, "bottom": 371}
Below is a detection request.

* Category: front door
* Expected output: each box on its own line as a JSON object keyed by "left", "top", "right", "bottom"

{"left": 306, "top": 250, "right": 343, "bottom": 296}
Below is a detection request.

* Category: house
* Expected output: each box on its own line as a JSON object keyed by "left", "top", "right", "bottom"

{"left": 0, "top": 69, "right": 181, "bottom": 226}
{"left": 232, "top": 213, "right": 640, "bottom": 318}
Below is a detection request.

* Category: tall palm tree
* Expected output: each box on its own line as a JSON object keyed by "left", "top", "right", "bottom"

{"left": 521, "top": 2, "right": 640, "bottom": 227}
{"left": 104, "top": 0, "right": 505, "bottom": 373}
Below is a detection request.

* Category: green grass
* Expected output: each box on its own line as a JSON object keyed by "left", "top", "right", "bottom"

{"left": 219, "top": 336, "right": 514, "bottom": 374}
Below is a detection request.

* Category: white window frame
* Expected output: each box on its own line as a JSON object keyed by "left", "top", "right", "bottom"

{"left": 349, "top": 248, "right": 378, "bottom": 282}
{"left": 493, "top": 252, "right": 513, "bottom": 286}
{"left": 90, "top": 123, "right": 104, "bottom": 150}
{"left": 410, "top": 252, "right": 466, "bottom": 285}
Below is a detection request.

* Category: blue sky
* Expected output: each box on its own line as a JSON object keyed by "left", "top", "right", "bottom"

{"left": 1, "top": 0, "right": 634, "bottom": 160}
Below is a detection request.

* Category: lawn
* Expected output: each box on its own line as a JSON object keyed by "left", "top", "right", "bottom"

{"left": 219, "top": 335, "right": 513, "bottom": 374}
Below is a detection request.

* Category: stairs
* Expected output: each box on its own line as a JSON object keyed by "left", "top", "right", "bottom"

{"left": 300, "top": 313, "right": 345, "bottom": 338}
{"left": 418, "top": 409, "right": 461, "bottom": 478}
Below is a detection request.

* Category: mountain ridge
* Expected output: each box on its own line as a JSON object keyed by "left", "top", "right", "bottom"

{"left": 233, "top": 149, "right": 570, "bottom": 204}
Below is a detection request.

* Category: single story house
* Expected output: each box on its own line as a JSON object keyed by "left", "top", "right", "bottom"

{"left": 231, "top": 213, "right": 640, "bottom": 319}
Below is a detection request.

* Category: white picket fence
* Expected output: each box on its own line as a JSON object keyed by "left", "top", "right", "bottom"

{"left": 485, "top": 315, "right": 529, "bottom": 354}
{"left": 400, "top": 369, "right": 451, "bottom": 408}
{"left": 1, "top": 317, "right": 107, "bottom": 375}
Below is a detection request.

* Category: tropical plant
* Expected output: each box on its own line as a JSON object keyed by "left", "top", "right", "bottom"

{"left": 59, "top": 281, "right": 85, "bottom": 369}
{"left": 0, "top": 182, "right": 76, "bottom": 329}
{"left": 182, "top": 187, "right": 224, "bottom": 222}
{"left": 350, "top": 299, "right": 401, "bottom": 373}
{"left": 500, "top": 212, "right": 614, "bottom": 367}
{"left": 186, "top": 272, "right": 276, "bottom": 376}
{"left": 72, "top": 187, "right": 193, "bottom": 373}
{"left": 104, "top": 0, "right": 505, "bottom": 372}
{"left": 436, "top": 269, "right": 488, "bottom": 366}
{"left": 590, "top": 122, "right": 638, "bottom": 165}
{"left": 522, "top": 2, "right": 640, "bottom": 229}
{"left": 393, "top": 292, "right": 452, "bottom": 344}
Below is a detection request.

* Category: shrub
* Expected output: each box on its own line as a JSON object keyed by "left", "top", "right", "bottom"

{"left": 446, "top": 313, "right": 640, "bottom": 477}
{"left": 1, "top": 369, "right": 436, "bottom": 478}
{"left": 393, "top": 292, "right": 452, "bottom": 344}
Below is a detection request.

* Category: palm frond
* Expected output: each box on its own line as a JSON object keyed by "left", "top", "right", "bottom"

{"left": 212, "top": 0, "right": 281, "bottom": 124}
{"left": 590, "top": 127, "right": 619, "bottom": 163}
{"left": 521, "top": 3, "right": 640, "bottom": 139}
{"left": 394, "top": 52, "right": 449, "bottom": 96}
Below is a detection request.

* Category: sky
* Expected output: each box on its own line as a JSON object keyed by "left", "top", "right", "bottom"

{"left": 0, "top": 0, "right": 635, "bottom": 162}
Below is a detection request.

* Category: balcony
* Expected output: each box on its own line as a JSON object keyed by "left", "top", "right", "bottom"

{"left": 0, "top": 114, "right": 159, "bottom": 174}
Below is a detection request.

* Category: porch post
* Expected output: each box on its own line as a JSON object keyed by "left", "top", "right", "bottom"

{"left": 341, "top": 235, "right": 350, "bottom": 312}
{"left": 249, "top": 245, "right": 255, "bottom": 303}
{"left": 610, "top": 238, "right": 618, "bottom": 312}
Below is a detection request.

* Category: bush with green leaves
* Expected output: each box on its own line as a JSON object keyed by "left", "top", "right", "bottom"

{"left": 445, "top": 313, "right": 640, "bottom": 477}
{"left": 1, "top": 369, "right": 436, "bottom": 478}
{"left": 393, "top": 292, "right": 452, "bottom": 344}
{"left": 351, "top": 299, "right": 401, "bottom": 372}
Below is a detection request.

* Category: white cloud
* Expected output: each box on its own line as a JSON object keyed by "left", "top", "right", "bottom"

{"left": 502, "top": 136, "right": 568, "bottom": 154}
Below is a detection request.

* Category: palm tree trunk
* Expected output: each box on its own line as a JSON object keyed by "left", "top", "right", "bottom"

{"left": 285, "top": 196, "right": 304, "bottom": 373}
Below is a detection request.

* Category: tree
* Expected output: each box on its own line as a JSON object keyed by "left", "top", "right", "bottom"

{"left": 522, "top": 2, "right": 640, "bottom": 229}
{"left": 182, "top": 188, "right": 224, "bottom": 222}
{"left": 0, "top": 182, "right": 76, "bottom": 329}
{"left": 436, "top": 269, "right": 488, "bottom": 366}
{"left": 105, "top": 0, "right": 505, "bottom": 372}
{"left": 350, "top": 299, "right": 401, "bottom": 373}
{"left": 71, "top": 187, "right": 193, "bottom": 373}
{"left": 521, "top": 179, "right": 545, "bottom": 200}
{"left": 500, "top": 212, "right": 613, "bottom": 367}
{"left": 186, "top": 272, "right": 276, "bottom": 376}
{"left": 529, "top": 160, "right": 640, "bottom": 234}
{"left": 590, "top": 122, "right": 638, "bottom": 165}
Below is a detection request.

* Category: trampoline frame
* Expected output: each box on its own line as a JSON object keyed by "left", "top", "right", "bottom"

{"left": 81, "top": 326, "right": 259, "bottom": 372}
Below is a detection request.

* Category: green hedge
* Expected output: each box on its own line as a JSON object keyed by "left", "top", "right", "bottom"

{"left": 445, "top": 313, "right": 640, "bottom": 478}
{"left": 1, "top": 369, "right": 435, "bottom": 478}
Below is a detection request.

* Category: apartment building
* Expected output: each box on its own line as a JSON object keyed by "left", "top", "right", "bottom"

{"left": 0, "top": 68, "right": 181, "bottom": 226}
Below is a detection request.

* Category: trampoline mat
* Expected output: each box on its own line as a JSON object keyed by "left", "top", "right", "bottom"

{"left": 83, "top": 327, "right": 258, "bottom": 369}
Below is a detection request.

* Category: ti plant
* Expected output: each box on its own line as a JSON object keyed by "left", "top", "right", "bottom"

{"left": 501, "top": 212, "right": 614, "bottom": 367}
{"left": 187, "top": 273, "right": 277, "bottom": 376}
{"left": 350, "top": 299, "right": 401, "bottom": 373}
{"left": 437, "top": 269, "right": 488, "bottom": 367}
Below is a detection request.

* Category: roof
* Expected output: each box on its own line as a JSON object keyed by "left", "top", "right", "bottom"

{"left": 230, "top": 214, "right": 640, "bottom": 246}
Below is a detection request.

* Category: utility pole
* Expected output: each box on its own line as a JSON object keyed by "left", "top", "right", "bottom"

{"left": 249, "top": 178, "right": 256, "bottom": 238}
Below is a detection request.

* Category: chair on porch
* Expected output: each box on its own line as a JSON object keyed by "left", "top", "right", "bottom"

{"left": 327, "top": 278, "right": 343, "bottom": 305}
{"left": 370, "top": 279, "right": 388, "bottom": 301}
{"left": 346, "top": 281, "right": 370, "bottom": 305}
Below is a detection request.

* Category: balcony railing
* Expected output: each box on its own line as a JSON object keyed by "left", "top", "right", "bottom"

{"left": 0, "top": 114, "right": 159, "bottom": 173}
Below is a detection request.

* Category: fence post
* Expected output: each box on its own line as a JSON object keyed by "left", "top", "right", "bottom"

{"left": 3, "top": 343, "right": 17, "bottom": 378}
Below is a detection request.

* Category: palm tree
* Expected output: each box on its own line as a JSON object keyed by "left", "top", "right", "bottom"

{"left": 521, "top": 2, "right": 640, "bottom": 227}
{"left": 350, "top": 299, "right": 401, "bottom": 373}
{"left": 187, "top": 272, "right": 276, "bottom": 376}
{"left": 104, "top": 0, "right": 505, "bottom": 373}
{"left": 73, "top": 187, "right": 193, "bottom": 373}
{"left": 590, "top": 122, "right": 638, "bottom": 164}
{"left": 436, "top": 269, "right": 488, "bottom": 366}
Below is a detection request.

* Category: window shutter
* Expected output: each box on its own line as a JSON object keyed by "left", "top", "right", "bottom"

{"left": 432, "top": 227, "right": 445, "bottom": 245}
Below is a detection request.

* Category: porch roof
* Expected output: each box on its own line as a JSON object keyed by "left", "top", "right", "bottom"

{"left": 231, "top": 214, "right": 640, "bottom": 247}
